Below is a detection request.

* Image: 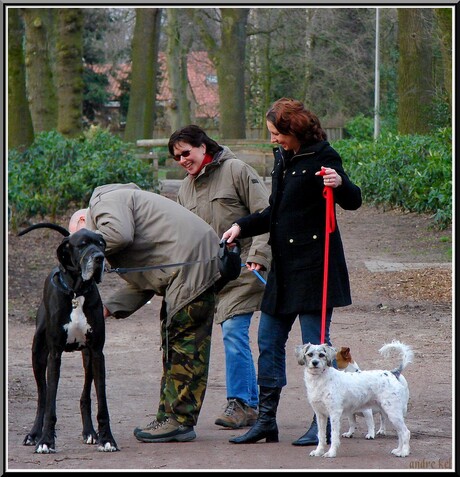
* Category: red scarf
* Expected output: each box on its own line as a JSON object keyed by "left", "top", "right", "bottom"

{"left": 195, "top": 153, "right": 213, "bottom": 176}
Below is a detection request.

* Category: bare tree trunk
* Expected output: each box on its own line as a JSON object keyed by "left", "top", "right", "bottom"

{"left": 434, "top": 8, "right": 452, "bottom": 114}
{"left": 260, "top": 32, "right": 272, "bottom": 140}
{"left": 397, "top": 8, "right": 433, "bottom": 134}
{"left": 165, "top": 8, "right": 191, "bottom": 132}
{"left": 197, "top": 8, "right": 248, "bottom": 139}
{"left": 247, "top": 9, "right": 274, "bottom": 139}
{"left": 56, "top": 8, "right": 83, "bottom": 137}
{"left": 8, "top": 8, "right": 34, "bottom": 149}
{"left": 22, "top": 8, "right": 57, "bottom": 132}
{"left": 303, "top": 9, "right": 315, "bottom": 108}
{"left": 124, "top": 8, "right": 162, "bottom": 142}
{"left": 217, "top": 8, "right": 249, "bottom": 139}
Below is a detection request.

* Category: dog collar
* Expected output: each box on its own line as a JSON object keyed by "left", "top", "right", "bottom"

{"left": 49, "top": 268, "right": 72, "bottom": 295}
{"left": 50, "top": 268, "right": 94, "bottom": 297}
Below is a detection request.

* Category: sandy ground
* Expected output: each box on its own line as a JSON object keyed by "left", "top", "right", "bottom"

{"left": 5, "top": 204, "right": 453, "bottom": 473}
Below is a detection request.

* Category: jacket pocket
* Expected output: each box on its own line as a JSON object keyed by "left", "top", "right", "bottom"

{"left": 210, "top": 188, "right": 246, "bottom": 215}
{"left": 281, "top": 232, "right": 323, "bottom": 269}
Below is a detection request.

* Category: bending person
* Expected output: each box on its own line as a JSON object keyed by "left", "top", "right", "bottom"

{"left": 69, "top": 182, "right": 221, "bottom": 443}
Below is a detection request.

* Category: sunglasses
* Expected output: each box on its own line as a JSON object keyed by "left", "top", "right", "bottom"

{"left": 173, "top": 148, "right": 193, "bottom": 161}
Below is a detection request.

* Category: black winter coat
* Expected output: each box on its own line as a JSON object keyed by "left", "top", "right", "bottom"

{"left": 236, "top": 141, "right": 362, "bottom": 316}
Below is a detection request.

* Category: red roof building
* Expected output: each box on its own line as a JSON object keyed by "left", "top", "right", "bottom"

{"left": 158, "top": 51, "right": 219, "bottom": 120}
{"left": 88, "top": 51, "right": 219, "bottom": 121}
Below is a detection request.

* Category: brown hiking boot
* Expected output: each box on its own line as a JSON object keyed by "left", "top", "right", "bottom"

{"left": 245, "top": 405, "right": 258, "bottom": 426}
{"left": 215, "top": 399, "right": 257, "bottom": 429}
{"left": 134, "top": 416, "right": 196, "bottom": 443}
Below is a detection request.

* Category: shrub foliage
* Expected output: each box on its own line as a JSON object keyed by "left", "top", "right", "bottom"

{"left": 8, "top": 127, "right": 452, "bottom": 231}
{"left": 334, "top": 127, "right": 452, "bottom": 229}
{"left": 8, "top": 128, "right": 154, "bottom": 229}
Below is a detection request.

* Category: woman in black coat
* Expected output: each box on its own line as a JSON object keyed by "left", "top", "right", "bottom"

{"left": 222, "top": 98, "right": 362, "bottom": 446}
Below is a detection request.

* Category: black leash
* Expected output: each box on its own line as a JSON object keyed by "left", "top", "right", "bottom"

{"left": 105, "top": 258, "right": 216, "bottom": 275}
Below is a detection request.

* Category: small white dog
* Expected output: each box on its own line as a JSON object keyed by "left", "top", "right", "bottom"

{"left": 336, "top": 346, "right": 389, "bottom": 439}
{"left": 296, "top": 340, "right": 413, "bottom": 458}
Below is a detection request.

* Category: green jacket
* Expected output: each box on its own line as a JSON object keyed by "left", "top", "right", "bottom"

{"left": 177, "top": 146, "right": 271, "bottom": 324}
{"left": 85, "top": 183, "right": 221, "bottom": 326}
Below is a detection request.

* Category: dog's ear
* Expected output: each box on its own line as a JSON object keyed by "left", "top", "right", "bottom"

{"left": 57, "top": 237, "right": 73, "bottom": 269}
{"left": 295, "top": 345, "right": 305, "bottom": 365}
{"left": 295, "top": 343, "right": 310, "bottom": 365}
{"left": 340, "top": 347, "right": 351, "bottom": 360}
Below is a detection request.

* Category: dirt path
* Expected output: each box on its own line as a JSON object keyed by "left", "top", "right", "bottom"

{"left": 5, "top": 204, "right": 453, "bottom": 472}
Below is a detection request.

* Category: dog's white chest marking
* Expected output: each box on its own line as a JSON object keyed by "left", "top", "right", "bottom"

{"left": 64, "top": 296, "right": 92, "bottom": 346}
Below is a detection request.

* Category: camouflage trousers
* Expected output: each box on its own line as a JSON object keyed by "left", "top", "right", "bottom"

{"left": 156, "top": 288, "right": 215, "bottom": 427}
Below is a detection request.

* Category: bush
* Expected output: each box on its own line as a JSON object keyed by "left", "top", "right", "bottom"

{"left": 8, "top": 128, "right": 155, "bottom": 229}
{"left": 344, "top": 114, "right": 374, "bottom": 141}
{"left": 429, "top": 91, "right": 451, "bottom": 130}
{"left": 334, "top": 127, "right": 452, "bottom": 229}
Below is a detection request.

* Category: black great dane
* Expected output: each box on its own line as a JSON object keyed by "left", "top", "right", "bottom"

{"left": 19, "top": 223, "right": 118, "bottom": 453}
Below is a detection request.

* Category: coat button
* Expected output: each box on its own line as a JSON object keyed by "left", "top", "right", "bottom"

{"left": 292, "top": 171, "right": 296, "bottom": 175}
{"left": 289, "top": 238, "right": 294, "bottom": 243}
{"left": 313, "top": 235, "right": 318, "bottom": 239}
{"left": 302, "top": 170, "right": 306, "bottom": 174}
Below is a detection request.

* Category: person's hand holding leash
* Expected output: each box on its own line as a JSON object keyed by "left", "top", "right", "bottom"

{"left": 222, "top": 225, "right": 265, "bottom": 273}
{"left": 222, "top": 223, "right": 241, "bottom": 244}
{"left": 246, "top": 261, "right": 264, "bottom": 272}
{"left": 316, "top": 166, "right": 342, "bottom": 188}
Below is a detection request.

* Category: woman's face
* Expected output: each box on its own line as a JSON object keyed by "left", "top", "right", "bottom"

{"left": 172, "top": 141, "right": 206, "bottom": 176}
{"left": 266, "top": 120, "right": 301, "bottom": 153}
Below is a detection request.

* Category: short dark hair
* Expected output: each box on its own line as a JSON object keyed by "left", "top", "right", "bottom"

{"left": 168, "top": 125, "right": 222, "bottom": 157}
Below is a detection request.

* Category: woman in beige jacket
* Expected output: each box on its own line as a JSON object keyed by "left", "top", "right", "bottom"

{"left": 168, "top": 126, "right": 271, "bottom": 429}
{"left": 69, "top": 182, "right": 221, "bottom": 443}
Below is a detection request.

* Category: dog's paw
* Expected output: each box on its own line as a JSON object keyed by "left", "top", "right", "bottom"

{"left": 376, "top": 429, "right": 387, "bottom": 436}
{"left": 365, "top": 433, "right": 375, "bottom": 440}
{"left": 98, "top": 441, "right": 119, "bottom": 452}
{"left": 323, "top": 450, "right": 337, "bottom": 458}
{"left": 309, "top": 448, "right": 326, "bottom": 457}
{"left": 83, "top": 433, "right": 98, "bottom": 445}
{"left": 23, "top": 434, "right": 37, "bottom": 446}
{"left": 342, "top": 431, "right": 353, "bottom": 438}
{"left": 391, "top": 447, "right": 410, "bottom": 457}
{"left": 35, "top": 444, "right": 56, "bottom": 454}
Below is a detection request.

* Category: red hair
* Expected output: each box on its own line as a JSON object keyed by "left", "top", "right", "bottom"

{"left": 266, "top": 98, "right": 327, "bottom": 144}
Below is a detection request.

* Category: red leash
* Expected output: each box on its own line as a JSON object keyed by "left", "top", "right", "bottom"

{"left": 319, "top": 172, "right": 336, "bottom": 344}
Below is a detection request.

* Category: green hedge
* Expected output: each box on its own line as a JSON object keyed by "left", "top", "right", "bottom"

{"left": 8, "top": 127, "right": 452, "bottom": 231}
{"left": 8, "top": 128, "right": 154, "bottom": 229}
{"left": 333, "top": 127, "right": 452, "bottom": 229}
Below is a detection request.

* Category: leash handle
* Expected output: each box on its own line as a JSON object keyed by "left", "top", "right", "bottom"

{"left": 320, "top": 180, "right": 335, "bottom": 344}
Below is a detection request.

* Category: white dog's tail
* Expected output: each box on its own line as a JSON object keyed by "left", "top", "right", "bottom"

{"left": 379, "top": 340, "right": 414, "bottom": 376}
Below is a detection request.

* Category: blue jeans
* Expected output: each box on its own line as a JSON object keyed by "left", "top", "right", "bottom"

{"left": 221, "top": 313, "right": 258, "bottom": 409}
{"left": 257, "top": 309, "right": 333, "bottom": 388}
